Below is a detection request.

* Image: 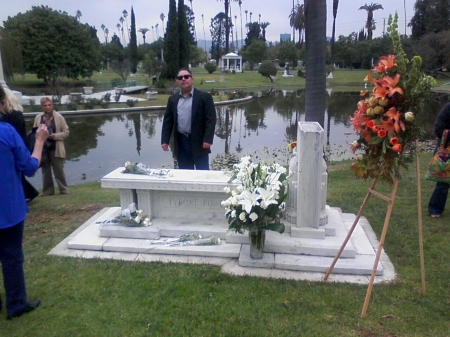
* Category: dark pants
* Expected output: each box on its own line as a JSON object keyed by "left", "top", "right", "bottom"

{"left": 428, "top": 182, "right": 450, "bottom": 215}
{"left": 176, "top": 133, "right": 209, "bottom": 170}
{"left": 0, "top": 221, "right": 27, "bottom": 317}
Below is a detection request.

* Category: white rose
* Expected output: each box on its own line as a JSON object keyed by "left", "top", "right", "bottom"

{"left": 223, "top": 186, "right": 231, "bottom": 194}
{"left": 405, "top": 111, "right": 415, "bottom": 122}
{"left": 249, "top": 212, "right": 259, "bottom": 222}
{"left": 239, "top": 212, "right": 247, "bottom": 222}
{"left": 134, "top": 215, "right": 142, "bottom": 223}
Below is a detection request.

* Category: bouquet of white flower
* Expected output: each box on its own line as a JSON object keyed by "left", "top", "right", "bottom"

{"left": 97, "top": 203, "right": 152, "bottom": 227}
{"left": 122, "top": 161, "right": 169, "bottom": 177}
{"left": 221, "top": 156, "right": 290, "bottom": 234}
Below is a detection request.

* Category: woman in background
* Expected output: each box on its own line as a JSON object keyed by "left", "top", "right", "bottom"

{"left": 0, "top": 87, "right": 39, "bottom": 202}
{"left": 33, "top": 97, "right": 70, "bottom": 196}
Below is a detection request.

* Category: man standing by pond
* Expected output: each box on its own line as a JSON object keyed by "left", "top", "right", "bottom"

{"left": 161, "top": 68, "right": 216, "bottom": 170}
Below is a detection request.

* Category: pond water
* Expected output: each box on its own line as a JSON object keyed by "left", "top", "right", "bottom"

{"left": 25, "top": 89, "right": 447, "bottom": 188}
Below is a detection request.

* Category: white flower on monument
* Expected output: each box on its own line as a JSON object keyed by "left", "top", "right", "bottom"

{"left": 238, "top": 190, "right": 261, "bottom": 213}
{"left": 143, "top": 218, "right": 152, "bottom": 226}
{"left": 223, "top": 186, "right": 231, "bottom": 194}
{"left": 239, "top": 212, "right": 247, "bottom": 222}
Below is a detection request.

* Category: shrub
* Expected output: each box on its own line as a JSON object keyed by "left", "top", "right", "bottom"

{"left": 258, "top": 61, "right": 277, "bottom": 82}
{"left": 126, "top": 99, "right": 137, "bottom": 107}
{"left": 204, "top": 61, "right": 217, "bottom": 74}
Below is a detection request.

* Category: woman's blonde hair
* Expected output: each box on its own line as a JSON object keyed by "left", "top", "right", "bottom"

{"left": 40, "top": 97, "right": 53, "bottom": 107}
{"left": 2, "top": 87, "right": 23, "bottom": 113}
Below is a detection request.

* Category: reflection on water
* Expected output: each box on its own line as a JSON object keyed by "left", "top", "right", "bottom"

{"left": 25, "top": 89, "right": 445, "bottom": 188}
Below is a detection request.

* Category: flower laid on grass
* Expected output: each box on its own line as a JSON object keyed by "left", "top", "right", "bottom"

{"left": 349, "top": 14, "right": 436, "bottom": 184}
{"left": 221, "top": 156, "right": 290, "bottom": 234}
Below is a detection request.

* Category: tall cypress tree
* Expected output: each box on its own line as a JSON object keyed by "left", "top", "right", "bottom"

{"left": 129, "top": 7, "right": 138, "bottom": 73}
{"left": 164, "top": 0, "right": 179, "bottom": 78}
{"left": 178, "top": 0, "right": 190, "bottom": 68}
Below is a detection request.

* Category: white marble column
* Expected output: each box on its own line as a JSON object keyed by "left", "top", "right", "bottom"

{"left": 296, "top": 122, "right": 323, "bottom": 229}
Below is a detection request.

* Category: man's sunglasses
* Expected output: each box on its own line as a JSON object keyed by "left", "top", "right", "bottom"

{"left": 177, "top": 75, "right": 192, "bottom": 80}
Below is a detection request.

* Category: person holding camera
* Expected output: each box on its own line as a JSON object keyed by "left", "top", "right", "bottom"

{"left": 33, "top": 97, "right": 70, "bottom": 196}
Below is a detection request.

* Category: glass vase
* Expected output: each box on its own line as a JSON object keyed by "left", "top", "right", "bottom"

{"left": 248, "top": 227, "right": 266, "bottom": 259}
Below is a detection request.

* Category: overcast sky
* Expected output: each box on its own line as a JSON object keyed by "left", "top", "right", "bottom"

{"left": 0, "top": 1, "right": 416, "bottom": 45}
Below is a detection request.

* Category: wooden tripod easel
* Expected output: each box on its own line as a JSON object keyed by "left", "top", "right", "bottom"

{"left": 324, "top": 143, "right": 427, "bottom": 318}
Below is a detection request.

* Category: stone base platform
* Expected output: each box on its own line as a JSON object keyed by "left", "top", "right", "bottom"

{"left": 48, "top": 207, "right": 396, "bottom": 284}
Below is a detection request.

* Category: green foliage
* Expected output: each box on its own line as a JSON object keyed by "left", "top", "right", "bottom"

{"left": 410, "top": 0, "right": 450, "bottom": 39}
{"left": 0, "top": 30, "right": 24, "bottom": 80}
{"left": 178, "top": 0, "right": 191, "bottom": 69}
{"left": 241, "top": 39, "right": 268, "bottom": 70}
{"left": 126, "top": 99, "right": 137, "bottom": 107}
{"left": 210, "top": 12, "right": 228, "bottom": 61}
{"left": 278, "top": 42, "right": 298, "bottom": 65}
{"left": 129, "top": 7, "right": 138, "bottom": 74}
{"left": 3, "top": 6, "right": 102, "bottom": 85}
{"left": 164, "top": 0, "right": 179, "bottom": 79}
{"left": 258, "top": 61, "right": 277, "bottom": 81}
{"left": 204, "top": 61, "right": 218, "bottom": 74}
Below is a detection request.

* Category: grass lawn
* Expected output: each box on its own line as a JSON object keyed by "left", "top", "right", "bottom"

{"left": 1, "top": 153, "right": 449, "bottom": 336}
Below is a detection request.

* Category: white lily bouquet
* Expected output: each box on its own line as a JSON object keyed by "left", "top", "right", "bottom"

{"left": 97, "top": 203, "right": 152, "bottom": 227}
{"left": 221, "top": 156, "right": 290, "bottom": 234}
{"left": 122, "top": 161, "right": 170, "bottom": 177}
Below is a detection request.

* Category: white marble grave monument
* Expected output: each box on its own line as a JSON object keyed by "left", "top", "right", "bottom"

{"left": 58, "top": 122, "right": 394, "bottom": 280}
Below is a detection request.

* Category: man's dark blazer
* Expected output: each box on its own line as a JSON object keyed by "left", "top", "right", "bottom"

{"left": 161, "top": 87, "right": 216, "bottom": 157}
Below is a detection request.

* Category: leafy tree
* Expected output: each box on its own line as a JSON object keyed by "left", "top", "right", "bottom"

{"left": 2, "top": 5, "right": 101, "bottom": 86}
{"left": 184, "top": 5, "right": 197, "bottom": 45}
{"left": 258, "top": 61, "right": 277, "bottom": 82}
{"left": 190, "top": 45, "right": 206, "bottom": 66}
{"left": 241, "top": 39, "right": 267, "bottom": 70}
{"left": 0, "top": 30, "right": 24, "bottom": 80}
{"left": 210, "top": 13, "right": 229, "bottom": 61}
{"left": 358, "top": 3, "right": 384, "bottom": 40}
{"left": 204, "top": 61, "right": 218, "bottom": 73}
{"left": 178, "top": 0, "right": 190, "bottom": 68}
{"left": 129, "top": 7, "right": 138, "bottom": 73}
{"left": 164, "top": 0, "right": 180, "bottom": 78}
{"left": 278, "top": 42, "right": 298, "bottom": 66}
{"left": 410, "top": 0, "right": 450, "bottom": 39}
{"left": 244, "top": 22, "right": 262, "bottom": 48}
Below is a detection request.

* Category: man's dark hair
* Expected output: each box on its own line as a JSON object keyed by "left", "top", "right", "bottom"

{"left": 177, "top": 68, "right": 192, "bottom": 76}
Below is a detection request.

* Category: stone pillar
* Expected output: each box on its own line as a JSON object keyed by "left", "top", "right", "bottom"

{"left": 319, "top": 158, "right": 328, "bottom": 226}
{"left": 296, "top": 122, "right": 323, "bottom": 229}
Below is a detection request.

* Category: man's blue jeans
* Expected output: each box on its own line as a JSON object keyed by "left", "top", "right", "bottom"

{"left": 176, "top": 133, "right": 209, "bottom": 170}
{"left": 428, "top": 182, "right": 450, "bottom": 215}
{"left": 0, "top": 221, "right": 27, "bottom": 317}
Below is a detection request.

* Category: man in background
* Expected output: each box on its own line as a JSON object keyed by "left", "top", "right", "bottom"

{"left": 161, "top": 68, "right": 216, "bottom": 170}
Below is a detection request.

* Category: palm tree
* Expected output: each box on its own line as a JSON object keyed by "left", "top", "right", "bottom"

{"left": 258, "top": 14, "right": 261, "bottom": 25}
{"left": 304, "top": 0, "right": 326, "bottom": 127}
{"left": 76, "top": 10, "right": 82, "bottom": 22}
{"left": 123, "top": 10, "right": 129, "bottom": 42}
{"left": 119, "top": 17, "right": 126, "bottom": 45}
{"left": 239, "top": 1, "right": 243, "bottom": 51}
{"left": 359, "top": 3, "right": 384, "bottom": 40}
{"left": 160, "top": 13, "right": 166, "bottom": 36}
{"left": 152, "top": 26, "right": 155, "bottom": 42}
{"left": 260, "top": 22, "right": 270, "bottom": 41}
{"left": 289, "top": 2, "right": 305, "bottom": 47}
{"left": 202, "top": 14, "right": 207, "bottom": 54}
{"left": 245, "top": 10, "right": 248, "bottom": 27}
{"left": 138, "top": 28, "right": 150, "bottom": 44}
{"left": 249, "top": 12, "right": 252, "bottom": 23}
{"left": 330, "top": 0, "right": 339, "bottom": 66}
{"left": 105, "top": 28, "right": 109, "bottom": 43}
{"left": 155, "top": 23, "right": 159, "bottom": 40}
